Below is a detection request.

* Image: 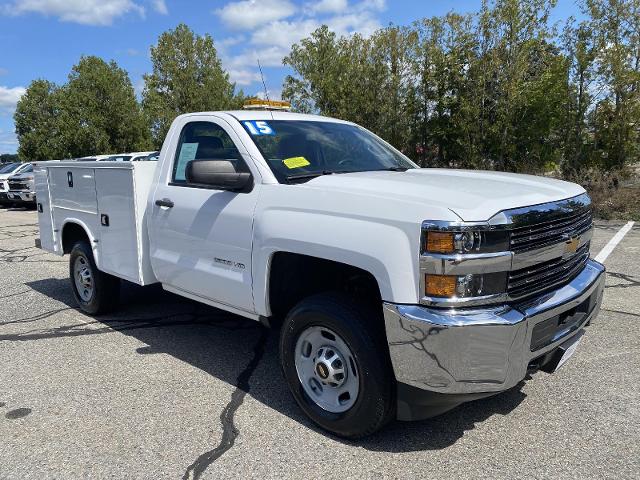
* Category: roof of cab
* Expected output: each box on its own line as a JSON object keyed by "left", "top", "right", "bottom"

{"left": 179, "top": 110, "right": 353, "bottom": 124}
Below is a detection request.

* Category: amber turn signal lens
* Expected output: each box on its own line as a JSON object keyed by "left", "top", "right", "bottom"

{"left": 425, "top": 232, "right": 455, "bottom": 253}
{"left": 425, "top": 274, "right": 457, "bottom": 297}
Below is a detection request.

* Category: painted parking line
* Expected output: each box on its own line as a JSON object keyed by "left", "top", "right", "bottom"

{"left": 594, "top": 221, "right": 635, "bottom": 264}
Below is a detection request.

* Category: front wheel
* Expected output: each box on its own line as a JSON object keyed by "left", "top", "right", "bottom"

{"left": 279, "top": 293, "right": 395, "bottom": 438}
{"left": 69, "top": 241, "right": 120, "bottom": 315}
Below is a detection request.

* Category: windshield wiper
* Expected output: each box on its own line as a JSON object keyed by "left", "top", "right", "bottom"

{"left": 379, "top": 166, "right": 409, "bottom": 172}
{"left": 284, "top": 170, "right": 335, "bottom": 183}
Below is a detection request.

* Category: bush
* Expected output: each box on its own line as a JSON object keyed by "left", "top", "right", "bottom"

{"left": 563, "top": 167, "right": 640, "bottom": 221}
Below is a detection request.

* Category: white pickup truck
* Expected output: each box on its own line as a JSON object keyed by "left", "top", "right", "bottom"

{"left": 34, "top": 109, "right": 605, "bottom": 438}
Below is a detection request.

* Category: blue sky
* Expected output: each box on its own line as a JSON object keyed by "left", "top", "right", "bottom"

{"left": 0, "top": 0, "right": 583, "bottom": 154}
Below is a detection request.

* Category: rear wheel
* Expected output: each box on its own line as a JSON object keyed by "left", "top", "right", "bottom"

{"left": 69, "top": 241, "right": 120, "bottom": 315}
{"left": 280, "top": 292, "right": 395, "bottom": 438}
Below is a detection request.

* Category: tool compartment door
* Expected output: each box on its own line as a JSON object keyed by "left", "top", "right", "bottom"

{"left": 34, "top": 165, "right": 56, "bottom": 253}
{"left": 94, "top": 167, "right": 141, "bottom": 283}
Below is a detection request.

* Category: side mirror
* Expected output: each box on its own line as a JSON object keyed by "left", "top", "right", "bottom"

{"left": 185, "top": 160, "right": 252, "bottom": 191}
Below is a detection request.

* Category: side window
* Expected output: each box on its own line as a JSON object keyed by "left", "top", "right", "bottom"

{"left": 172, "top": 121, "right": 246, "bottom": 184}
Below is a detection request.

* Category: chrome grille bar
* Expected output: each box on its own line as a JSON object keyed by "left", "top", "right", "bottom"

{"left": 510, "top": 209, "right": 593, "bottom": 253}
{"left": 508, "top": 243, "right": 590, "bottom": 299}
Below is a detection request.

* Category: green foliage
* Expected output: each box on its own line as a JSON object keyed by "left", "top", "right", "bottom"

{"left": 14, "top": 79, "right": 65, "bottom": 161}
{"left": 283, "top": 0, "right": 640, "bottom": 174}
{"left": 15, "top": 57, "right": 151, "bottom": 160}
{"left": 0, "top": 154, "right": 19, "bottom": 163}
{"left": 59, "top": 56, "right": 151, "bottom": 158}
{"left": 142, "top": 23, "right": 244, "bottom": 147}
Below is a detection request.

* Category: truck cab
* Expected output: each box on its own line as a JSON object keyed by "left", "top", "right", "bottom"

{"left": 34, "top": 106, "right": 605, "bottom": 438}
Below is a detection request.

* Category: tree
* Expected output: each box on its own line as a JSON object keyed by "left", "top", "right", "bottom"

{"left": 0, "top": 154, "right": 20, "bottom": 163}
{"left": 584, "top": 0, "right": 640, "bottom": 169}
{"left": 142, "top": 23, "right": 243, "bottom": 146}
{"left": 59, "top": 56, "right": 151, "bottom": 158}
{"left": 14, "top": 79, "right": 65, "bottom": 161}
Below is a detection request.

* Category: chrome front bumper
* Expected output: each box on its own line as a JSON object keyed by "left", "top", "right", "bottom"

{"left": 7, "top": 191, "right": 36, "bottom": 202}
{"left": 383, "top": 259, "right": 605, "bottom": 396}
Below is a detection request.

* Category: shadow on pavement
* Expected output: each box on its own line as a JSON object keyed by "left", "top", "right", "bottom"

{"left": 25, "top": 277, "right": 527, "bottom": 452}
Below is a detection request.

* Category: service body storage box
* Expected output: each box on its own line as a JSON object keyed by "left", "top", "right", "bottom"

{"left": 34, "top": 161, "right": 158, "bottom": 285}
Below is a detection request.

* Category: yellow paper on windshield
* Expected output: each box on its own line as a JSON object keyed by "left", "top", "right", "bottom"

{"left": 283, "top": 156, "right": 311, "bottom": 169}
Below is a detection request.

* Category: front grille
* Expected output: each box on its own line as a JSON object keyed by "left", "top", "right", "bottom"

{"left": 509, "top": 208, "right": 593, "bottom": 253}
{"left": 8, "top": 180, "right": 28, "bottom": 191}
{"left": 508, "top": 242, "right": 590, "bottom": 300}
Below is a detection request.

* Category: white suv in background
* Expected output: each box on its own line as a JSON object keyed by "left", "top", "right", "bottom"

{"left": 0, "top": 162, "right": 32, "bottom": 207}
{"left": 6, "top": 163, "right": 36, "bottom": 207}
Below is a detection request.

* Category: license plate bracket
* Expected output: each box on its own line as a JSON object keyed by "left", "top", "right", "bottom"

{"left": 540, "top": 330, "right": 585, "bottom": 373}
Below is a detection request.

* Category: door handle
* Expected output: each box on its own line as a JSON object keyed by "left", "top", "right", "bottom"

{"left": 155, "top": 198, "right": 174, "bottom": 208}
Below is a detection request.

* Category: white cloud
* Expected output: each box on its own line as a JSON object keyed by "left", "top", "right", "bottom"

{"left": 324, "top": 12, "right": 381, "bottom": 37}
{"left": 3, "top": 0, "right": 145, "bottom": 26}
{"left": 255, "top": 88, "right": 282, "bottom": 100}
{"left": 250, "top": 19, "right": 321, "bottom": 49}
{"left": 228, "top": 69, "right": 263, "bottom": 86}
{"left": 306, "top": 0, "right": 347, "bottom": 14}
{"left": 354, "top": 0, "right": 385, "bottom": 12}
{"left": 0, "top": 86, "right": 26, "bottom": 115}
{"left": 247, "top": 12, "right": 381, "bottom": 52}
{"left": 217, "top": 0, "right": 385, "bottom": 92}
{"left": 0, "top": 130, "right": 18, "bottom": 153}
{"left": 226, "top": 46, "right": 289, "bottom": 69}
{"left": 215, "top": 0, "right": 296, "bottom": 30}
{"left": 220, "top": 35, "right": 246, "bottom": 48}
{"left": 151, "top": 0, "right": 167, "bottom": 14}
{"left": 133, "top": 77, "right": 145, "bottom": 98}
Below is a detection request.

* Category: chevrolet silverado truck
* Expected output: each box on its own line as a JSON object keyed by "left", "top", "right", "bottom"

{"left": 6, "top": 163, "right": 36, "bottom": 207}
{"left": 0, "top": 162, "right": 32, "bottom": 206}
{"left": 34, "top": 107, "right": 605, "bottom": 438}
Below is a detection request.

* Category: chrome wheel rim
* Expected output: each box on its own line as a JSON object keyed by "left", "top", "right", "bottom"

{"left": 294, "top": 326, "right": 359, "bottom": 413}
{"left": 73, "top": 255, "right": 94, "bottom": 302}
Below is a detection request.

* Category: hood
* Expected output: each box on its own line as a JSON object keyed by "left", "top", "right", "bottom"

{"left": 9, "top": 172, "right": 34, "bottom": 180}
{"left": 302, "top": 168, "right": 585, "bottom": 222}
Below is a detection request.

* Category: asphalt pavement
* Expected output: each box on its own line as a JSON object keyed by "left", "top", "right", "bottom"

{"left": 0, "top": 208, "right": 638, "bottom": 479}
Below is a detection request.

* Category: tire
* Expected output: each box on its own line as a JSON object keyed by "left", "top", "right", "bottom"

{"left": 69, "top": 240, "right": 120, "bottom": 315}
{"left": 279, "top": 292, "right": 395, "bottom": 438}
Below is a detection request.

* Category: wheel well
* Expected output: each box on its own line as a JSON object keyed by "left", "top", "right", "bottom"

{"left": 62, "top": 223, "right": 90, "bottom": 254}
{"left": 268, "top": 252, "right": 382, "bottom": 321}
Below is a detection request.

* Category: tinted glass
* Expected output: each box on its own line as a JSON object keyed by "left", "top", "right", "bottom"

{"left": 172, "top": 122, "right": 245, "bottom": 184}
{"left": 0, "top": 163, "right": 17, "bottom": 173}
{"left": 240, "top": 120, "right": 415, "bottom": 182}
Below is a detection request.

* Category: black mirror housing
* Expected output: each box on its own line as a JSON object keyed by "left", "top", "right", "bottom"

{"left": 185, "top": 160, "right": 252, "bottom": 191}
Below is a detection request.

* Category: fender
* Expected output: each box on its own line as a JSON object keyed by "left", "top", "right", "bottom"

{"left": 59, "top": 218, "right": 101, "bottom": 267}
{"left": 252, "top": 209, "right": 423, "bottom": 317}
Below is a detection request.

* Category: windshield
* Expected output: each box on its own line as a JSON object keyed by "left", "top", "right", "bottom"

{"left": 0, "top": 163, "right": 18, "bottom": 174}
{"left": 240, "top": 120, "right": 416, "bottom": 182}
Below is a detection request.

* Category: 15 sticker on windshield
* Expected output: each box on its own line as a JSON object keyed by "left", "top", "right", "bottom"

{"left": 243, "top": 120, "right": 275, "bottom": 136}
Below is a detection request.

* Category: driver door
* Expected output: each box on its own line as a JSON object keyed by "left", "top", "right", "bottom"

{"left": 148, "top": 117, "right": 259, "bottom": 315}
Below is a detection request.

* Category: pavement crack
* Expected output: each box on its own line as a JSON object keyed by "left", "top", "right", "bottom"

{"left": 605, "top": 271, "right": 640, "bottom": 289}
{"left": 182, "top": 327, "right": 268, "bottom": 480}
{"left": 602, "top": 308, "right": 640, "bottom": 318}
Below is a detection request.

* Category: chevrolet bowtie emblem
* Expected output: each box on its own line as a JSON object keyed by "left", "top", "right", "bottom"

{"left": 565, "top": 236, "right": 580, "bottom": 254}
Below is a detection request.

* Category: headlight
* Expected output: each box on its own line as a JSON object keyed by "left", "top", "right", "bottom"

{"left": 425, "top": 273, "right": 507, "bottom": 298}
{"left": 423, "top": 229, "right": 509, "bottom": 254}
